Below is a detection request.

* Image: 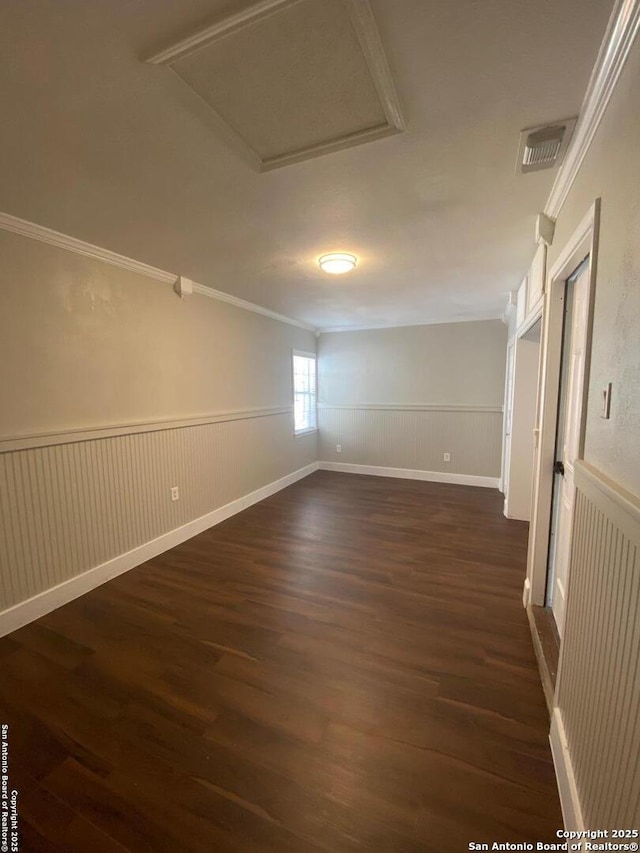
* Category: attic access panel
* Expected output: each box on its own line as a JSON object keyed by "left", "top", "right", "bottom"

{"left": 146, "top": 0, "right": 404, "bottom": 171}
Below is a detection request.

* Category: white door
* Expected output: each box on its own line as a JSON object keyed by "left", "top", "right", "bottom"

{"left": 547, "top": 261, "right": 590, "bottom": 635}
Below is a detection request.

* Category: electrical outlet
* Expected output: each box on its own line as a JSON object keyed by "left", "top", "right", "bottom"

{"left": 171, "top": 486, "right": 179, "bottom": 501}
{"left": 443, "top": 452, "right": 451, "bottom": 462}
{"left": 336, "top": 444, "right": 342, "bottom": 453}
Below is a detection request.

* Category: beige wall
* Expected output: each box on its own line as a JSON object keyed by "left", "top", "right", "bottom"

{"left": 318, "top": 320, "right": 507, "bottom": 406}
{"left": 0, "top": 231, "right": 314, "bottom": 436}
{"left": 317, "top": 320, "right": 507, "bottom": 478}
{"left": 545, "top": 33, "right": 640, "bottom": 833}
{"left": 548, "top": 35, "right": 640, "bottom": 498}
{"left": 0, "top": 230, "right": 317, "bottom": 614}
{"left": 0, "top": 414, "right": 315, "bottom": 613}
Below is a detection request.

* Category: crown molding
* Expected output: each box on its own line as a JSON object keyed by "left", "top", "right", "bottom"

{"left": 317, "top": 312, "right": 503, "bottom": 334}
{"left": 191, "top": 283, "right": 315, "bottom": 330}
{"left": 0, "top": 210, "right": 174, "bottom": 284}
{"left": 545, "top": 0, "right": 640, "bottom": 219}
{"left": 0, "top": 210, "right": 314, "bottom": 331}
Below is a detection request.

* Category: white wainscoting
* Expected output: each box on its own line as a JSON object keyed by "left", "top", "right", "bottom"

{"left": 318, "top": 404, "right": 503, "bottom": 483}
{"left": 552, "top": 461, "right": 640, "bottom": 830}
{"left": 0, "top": 410, "right": 317, "bottom": 632}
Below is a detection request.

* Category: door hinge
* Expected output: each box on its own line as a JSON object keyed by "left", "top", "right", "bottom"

{"left": 553, "top": 460, "right": 565, "bottom": 476}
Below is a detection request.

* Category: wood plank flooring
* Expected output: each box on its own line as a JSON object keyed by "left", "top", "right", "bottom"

{"left": 0, "top": 471, "right": 562, "bottom": 851}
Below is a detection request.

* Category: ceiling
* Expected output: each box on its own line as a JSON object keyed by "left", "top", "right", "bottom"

{"left": 0, "top": 0, "right": 612, "bottom": 330}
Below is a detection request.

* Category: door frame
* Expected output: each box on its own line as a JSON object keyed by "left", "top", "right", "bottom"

{"left": 524, "top": 199, "right": 600, "bottom": 608}
{"left": 500, "top": 339, "right": 516, "bottom": 495}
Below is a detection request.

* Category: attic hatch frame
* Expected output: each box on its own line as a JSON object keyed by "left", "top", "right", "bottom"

{"left": 145, "top": 0, "right": 405, "bottom": 172}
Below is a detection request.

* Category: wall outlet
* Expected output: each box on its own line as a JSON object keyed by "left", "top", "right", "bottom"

{"left": 443, "top": 452, "right": 451, "bottom": 462}
{"left": 336, "top": 444, "right": 342, "bottom": 453}
{"left": 171, "top": 486, "right": 179, "bottom": 501}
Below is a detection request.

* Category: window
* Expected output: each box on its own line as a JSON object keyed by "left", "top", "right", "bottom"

{"left": 292, "top": 351, "right": 317, "bottom": 435}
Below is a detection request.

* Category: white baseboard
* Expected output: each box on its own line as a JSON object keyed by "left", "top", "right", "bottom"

{"left": 550, "top": 706, "right": 584, "bottom": 832}
{"left": 522, "top": 577, "right": 531, "bottom": 608}
{"left": 318, "top": 461, "right": 499, "bottom": 489}
{"left": 0, "top": 462, "right": 318, "bottom": 638}
{"left": 503, "top": 494, "right": 530, "bottom": 521}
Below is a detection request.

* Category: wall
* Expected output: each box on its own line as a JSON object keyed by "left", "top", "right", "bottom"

{"left": 0, "top": 231, "right": 315, "bottom": 436}
{"left": 505, "top": 327, "right": 540, "bottom": 520}
{"left": 544, "top": 31, "right": 640, "bottom": 832}
{"left": 0, "top": 229, "right": 317, "bottom": 618}
{"left": 317, "top": 320, "right": 507, "bottom": 482}
{"left": 548, "top": 38, "right": 640, "bottom": 499}
{"left": 551, "top": 462, "right": 639, "bottom": 831}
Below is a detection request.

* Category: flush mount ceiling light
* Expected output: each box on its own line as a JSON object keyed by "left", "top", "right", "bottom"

{"left": 319, "top": 253, "right": 357, "bottom": 274}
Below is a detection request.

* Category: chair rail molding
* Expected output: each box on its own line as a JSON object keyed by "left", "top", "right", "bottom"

{"left": 318, "top": 403, "right": 503, "bottom": 413}
{"left": 0, "top": 210, "right": 314, "bottom": 331}
{"left": 0, "top": 406, "right": 294, "bottom": 454}
{"left": 545, "top": 0, "right": 640, "bottom": 219}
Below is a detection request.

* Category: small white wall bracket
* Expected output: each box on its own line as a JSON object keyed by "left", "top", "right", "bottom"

{"left": 174, "top": 275, "right": 193, "bottom": 298}
{"left": 535, "top": 213, "right": 555, "bottom": 247}
{"left": 502, "top": 291, "right": 517, "bottom": 324}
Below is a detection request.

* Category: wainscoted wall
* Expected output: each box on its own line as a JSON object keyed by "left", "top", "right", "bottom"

{"left": 530, "top": 23, "right": 640, "bottom": 832}
{"left": 317, "top": 321, "right": 506, "bottom": 484}
{"left": 0, "top": 411, "right": 316, "bottom": 617}
{"left": 551, "top": 461, "right": 639, "bottom": 829}
{"left": 318, "top": 405, "right": 503, "bottom": 479}
{"left": 0, "top": 225, "right": 318, "bottom": 628}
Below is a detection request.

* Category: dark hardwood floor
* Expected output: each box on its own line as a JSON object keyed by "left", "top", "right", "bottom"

{"left": 0, "top": 471, "right": 562, "bottom": 852}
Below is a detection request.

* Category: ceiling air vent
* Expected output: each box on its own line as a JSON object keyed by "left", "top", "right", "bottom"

{"left": 516, "top": 118, "right": 577, "bottom": 174}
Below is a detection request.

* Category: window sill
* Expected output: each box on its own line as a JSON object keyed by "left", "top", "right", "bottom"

{"left": 294, "top": 428, "right": 318, "bottom": 438}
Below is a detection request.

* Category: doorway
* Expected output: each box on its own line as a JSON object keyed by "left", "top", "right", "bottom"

{"left": 503, "top": 317, "right": 542, "bottom": 521}
{"left": 545, "top": 259, "right": 590, "bottom": 635}
{"left": 501, "top": 340, "right": 515, "bottom": 497}
{"left": 525, "top": 200, "right": 599, "bottom": 623}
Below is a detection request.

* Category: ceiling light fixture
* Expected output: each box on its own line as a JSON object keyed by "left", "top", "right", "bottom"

{"left": 319, "top": 253, "right": 357, "bottom": 275}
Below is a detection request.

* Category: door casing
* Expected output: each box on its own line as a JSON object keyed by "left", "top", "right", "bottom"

{"left": 546, "top": 262, "right": 590, "bottom": 634}
{"left": 524, "top": 199, "right": 600, "bottom": 610}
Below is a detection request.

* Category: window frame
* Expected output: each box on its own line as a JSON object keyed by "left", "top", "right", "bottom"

{"left": 291, "top": 349, "right": 318, "bottom": 437}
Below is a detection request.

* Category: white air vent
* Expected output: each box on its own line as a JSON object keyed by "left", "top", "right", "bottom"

{"left": 523, "top": 129, "right": 563, "bottom": 166}
{"left": 516, "top": 118, "right": 577, "bottom": 174}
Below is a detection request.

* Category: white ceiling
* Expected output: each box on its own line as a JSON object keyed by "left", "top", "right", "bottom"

{"left": 0, "top": 0, "right": 612, "bottom": 330}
